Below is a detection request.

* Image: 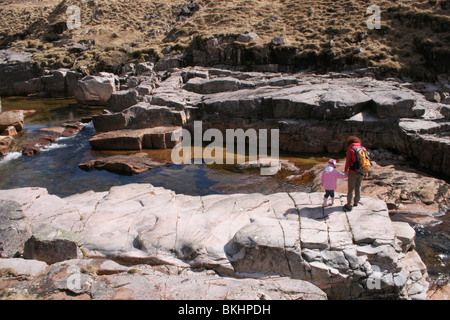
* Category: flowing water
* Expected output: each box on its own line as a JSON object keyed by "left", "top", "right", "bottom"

{"left": 0, "top": 96, "right": 448, "bottom": 289}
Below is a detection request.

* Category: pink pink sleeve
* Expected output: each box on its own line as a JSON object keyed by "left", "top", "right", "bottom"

{"left": 335, "top": 170, "right": 347, "bottom": 179}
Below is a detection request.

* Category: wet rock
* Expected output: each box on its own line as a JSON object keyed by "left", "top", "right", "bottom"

{"left": 88, "top": 126, "right": 182, "bottom": 151}
{"left": 22, "top": 121, "right": 84, "bottom": 156}
{"left": 0, "top": 135, "right": 15, "bottom": 156}
{"left": 1, "top": 125, "right": 18, "bottom": 136}
{"left": 79, "top": 153, "right": 166, "bottom": 174}
{"left": 0, "top": 111, "right": 24, "bottom": 132}
{"left": 12, "top": 78, "right": 44, "bottom": 96}
{"left": 65, "top": 70, "right": 83, "bottom": 96}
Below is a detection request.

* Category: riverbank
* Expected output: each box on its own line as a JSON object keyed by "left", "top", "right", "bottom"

{"left": 0, "top": 183, "right": 429, "bottom": 300}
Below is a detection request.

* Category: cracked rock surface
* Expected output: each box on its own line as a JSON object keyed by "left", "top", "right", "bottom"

{"left": 0, "top": 184, "right": 429, "bottom": 300}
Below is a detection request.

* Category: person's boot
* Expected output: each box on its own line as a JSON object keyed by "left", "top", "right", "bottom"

{"left": 329, "top": 197, "right": 334, "bottom": 206}
{"left": 343, "top": 203, "right": 352, "bottom": 211}
{"left": 323, "top": 198, "right": 328, "bottom": 207}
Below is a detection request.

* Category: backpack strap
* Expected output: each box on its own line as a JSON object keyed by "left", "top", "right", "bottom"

{"left": 349, "top": 146, "right": 360, "bottom": 171}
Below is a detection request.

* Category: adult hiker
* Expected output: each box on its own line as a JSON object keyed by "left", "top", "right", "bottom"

{"left": 344, "top": 136, "right": 371, "bottom": 211}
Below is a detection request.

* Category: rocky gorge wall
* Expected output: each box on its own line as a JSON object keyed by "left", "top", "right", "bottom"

{"left": 1, "top": 52, "right": 449, "bottom": 178}
{"left": 76, "top": 64, "right": 449, "bottom": 179}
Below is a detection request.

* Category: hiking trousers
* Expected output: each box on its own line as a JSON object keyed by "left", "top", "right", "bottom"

{"left": 347, "top": 171, "right": 363, "bottom": 207}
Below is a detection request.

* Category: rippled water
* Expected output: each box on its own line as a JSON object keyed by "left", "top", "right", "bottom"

{"left": 0, "top": 96, "right": 448, "bottom": 288}
{"left": 0, "top": 97, "right": 325, "bottom": 197}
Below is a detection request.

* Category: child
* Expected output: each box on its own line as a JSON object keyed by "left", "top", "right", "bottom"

{"left": 321, "top": 159, "right": 347, "bottom": 207}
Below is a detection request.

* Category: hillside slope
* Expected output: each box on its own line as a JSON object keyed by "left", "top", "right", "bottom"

{"left": 0, "top": 0, "right": 449, "bottom": 79}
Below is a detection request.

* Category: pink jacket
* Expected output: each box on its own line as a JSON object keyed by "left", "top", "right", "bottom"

{"left": 321, "top": 165, "right": 346, "bottom": 191}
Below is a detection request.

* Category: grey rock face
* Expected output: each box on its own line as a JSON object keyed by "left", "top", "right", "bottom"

{"left": 0, "top": 200, "right": 32, "bottom": 258}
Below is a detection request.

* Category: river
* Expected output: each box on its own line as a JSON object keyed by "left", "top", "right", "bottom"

{"left": 0, "top": 96, "right": 448, "bottom": 290}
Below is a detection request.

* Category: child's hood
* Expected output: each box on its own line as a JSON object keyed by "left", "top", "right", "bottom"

{"left": 324, "top": 165, "right": 335, "bottom": 174}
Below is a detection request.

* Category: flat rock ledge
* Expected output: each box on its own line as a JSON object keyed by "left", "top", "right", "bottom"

{"left": 0, "top": 184, "right": 429, "bottom": 300}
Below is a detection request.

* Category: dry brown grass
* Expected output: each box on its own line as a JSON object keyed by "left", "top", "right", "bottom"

{"left": 0, "top": 0, "right": 448, "bottom": 78}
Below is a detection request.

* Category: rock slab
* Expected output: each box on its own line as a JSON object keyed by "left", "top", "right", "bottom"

{"left": 0, "top": 184, "right": 430, "bottom": 300}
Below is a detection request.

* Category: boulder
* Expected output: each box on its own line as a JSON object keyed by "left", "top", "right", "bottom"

{"left": 392, "top": 222, "right": 416, "bottom": 252}
{"left": 79, "top": 152, "right": 166, "bottom": 174}
{"left": 91, "top": 112, "right": 127, "bottom": 133}
{"left": 0, "top": 136, "right": 14, "bottom": 156}
{"left": 272, "top": 37, "right": 286, "bottom": 46}
{"left": 0, "top": 258, "right": 48, "bottom": 277}
{"left": 23, "top": 236, "right": 79, "bottom": 265}
{"left": 365, "top": 89, "right": 418, "bottom": 118}
{"left": 441, "top": 105, "right": 450, "bottom": 119}
{"left": 314, "top": 88, "right": 372, "bottom": 120}
{"left": 154, "top": 55, "right": 184, "bottom": 72}
{"left": 106, "top": 89, "right": 139, "bottom": 112}
{"left": 236, "top": 32, "right": 258, "bottom": 43}
{"left": 74, "top": 73, "right": 116, "bottom": 105}
{"left": 135, "top": 62, "right": 154, "bottom": 76}
{"left": 0, "top": 111, "right": 24, "bottom": 132}
{"left": 1, "top": 125, "right": 18, "bottom": 136}
{"left": 180, "top": 68, "right": 209, "bottom": 83}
